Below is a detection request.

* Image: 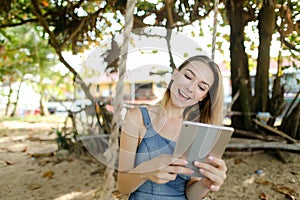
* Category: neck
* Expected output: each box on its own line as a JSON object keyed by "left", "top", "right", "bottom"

{"left": 162, "top": 100, "right": 184, "bottom": 118}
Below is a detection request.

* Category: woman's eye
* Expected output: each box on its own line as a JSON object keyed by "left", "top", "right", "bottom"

{"left": 184, "top": 74, "right": 192, "bottom": 80}
{"left": 198, "top": 85, "right": 205, "bottom": 91}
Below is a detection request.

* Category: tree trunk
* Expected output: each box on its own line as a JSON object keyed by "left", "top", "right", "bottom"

{"left": 268, "top": 2, "right": 286, "bottom": 126}
{"left": 39, "top": 94, "right": 46, "bottom": 116}
{"left": 225, "top": 0, "right": 252, "bottom": 130}
{"left": 10, "top": 79, "right": 23, "bottom": 117}
{"left": 239, "top": 77, "right": 252, "bottom": 130}
{"left": 268, "top": 75, "right": 284, "bottom": 126}
{"left": 255, "top": 0, "right": 276, "bottom": 112}
{"left": 165, "top": 0, "right": 176, "bottom": 71}
{"left": 5, "top": 76, "right": 13, "bottom": 116}
{"left": 280, "top": 96, "right": 300, "bottom": 139}
{"left": 166, "top": 29, "right": 176, "bottom": 71}
{"left": 39, "top": 81, "right": 48, "bottom": 116}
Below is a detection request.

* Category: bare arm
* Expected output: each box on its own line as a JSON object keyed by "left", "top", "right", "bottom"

{"left": 186, "top": 156, "right": 227, "bottom": 199}
{"left": 117, "top": 108, "right": 146, "bottom": 194}
{"left": 186, "top": 178, "right": 210, "bottom": 199}
{"left": 117, "top": 108, "right": 193, "bottom": 194}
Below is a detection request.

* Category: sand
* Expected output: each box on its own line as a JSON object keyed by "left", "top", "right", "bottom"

{"left": 0, "top": 119, "right": 299, "bottom": 200}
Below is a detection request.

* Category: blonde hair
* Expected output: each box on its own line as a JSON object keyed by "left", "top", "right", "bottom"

{"left": 159, "top": 55, "right": 224, "bottom": 125}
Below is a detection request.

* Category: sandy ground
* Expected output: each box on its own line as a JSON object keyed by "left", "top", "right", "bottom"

{"left": 0, "top": 118, "right": 299, "bottom": 200}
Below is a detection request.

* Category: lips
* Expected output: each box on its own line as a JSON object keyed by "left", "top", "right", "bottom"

{"left": 178, "top": 89, "right": 191, "bottom": 100}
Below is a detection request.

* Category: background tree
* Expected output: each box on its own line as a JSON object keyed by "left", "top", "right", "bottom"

{"left": 0, "top": 24, "right": 73, "bottom": 117}
{"left": 224, "top": 0, "right": 253, "bottom": 130}
{"left": 1, "top": 1, "right": 300, "bottom": 199}
{"left": 24, "top": 27, "right": 59, "bottom": 116}
{"left": 222, "top": 0, "right": 299, "bottom": 134}
{"left": 255, "top": 0, "right": 276, "bottom": 113}
{"left": 0, "top": 26, "right": 34, "bottom": 116}
{"left": 1, "top": 0, "right": 299, "bottom": 134}
{"left": 273, "top": 1, "right": 300, "bottom": 138}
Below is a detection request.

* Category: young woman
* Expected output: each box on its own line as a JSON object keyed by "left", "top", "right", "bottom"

{"left": 117, "top": 55, "right": 227, "bottom": 199}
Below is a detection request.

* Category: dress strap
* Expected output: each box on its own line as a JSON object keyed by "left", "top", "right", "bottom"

{"left": 139, "top": 107, "right": 152, "bottom": 129}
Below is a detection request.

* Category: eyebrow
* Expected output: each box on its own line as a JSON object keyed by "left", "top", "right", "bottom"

{"left": 186, "top": 69, "right": 210, "bottom": 87}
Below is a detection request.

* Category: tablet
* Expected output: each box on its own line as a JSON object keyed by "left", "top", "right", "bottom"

{"left": 173, "top": 121, "right": 234, "bottom": 177}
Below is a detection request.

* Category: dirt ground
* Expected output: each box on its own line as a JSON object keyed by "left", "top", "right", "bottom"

{"left": 0, "top": 117, "right": 299, "bottom": 200}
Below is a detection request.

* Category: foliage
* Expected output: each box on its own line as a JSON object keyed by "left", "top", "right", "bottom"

{"left": 0, "top": 26, "right": 34, "bottom": 81}
{"left": 0, "top": 24, "right": 73, "bottom": 116}
{"left": 54, "top": 127, "right": 76, "bottom": 150}
{"left": 0, "top": 0, "right": 220, "bottom": 53}
{"left": 0, "top": 0, "right": 299, "bottom": 133}
{"left": 1, "top": 0, "right": 122, "bottom": 54}
{"left": 51, "top": 117, "right": 84, "bottom": 157}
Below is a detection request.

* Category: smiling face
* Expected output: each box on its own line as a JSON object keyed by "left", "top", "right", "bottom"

{"left": 169, "top": 60, "right": 215, "bottom": 108}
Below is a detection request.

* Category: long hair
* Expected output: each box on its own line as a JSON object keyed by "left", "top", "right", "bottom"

{"left": 159, "top": 55, "right": 224, "bottom": 125}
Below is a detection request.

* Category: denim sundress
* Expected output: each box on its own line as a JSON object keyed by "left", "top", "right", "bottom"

{"left": 128, "top": 107, "right": 191, "bottom": 200}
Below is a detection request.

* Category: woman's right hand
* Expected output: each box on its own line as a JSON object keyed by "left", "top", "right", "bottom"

{"left": 138, "top": 155, "right": 194, "bottom": 184}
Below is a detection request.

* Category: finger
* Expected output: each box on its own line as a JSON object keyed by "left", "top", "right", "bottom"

{"left": 158, "top": 172, "right": 177, "bottom": 181}
{"left": 169, "top": 158, "right": 188, "bottom": 166}
{"left": 159, "top": 155, "right": 188, "bottom": 167}
{"left": 152, "top": 176, "right": 171, "bottom": 184}
{"left": 193, "top": 161, "right": 225, "bottom": 185}
{"left": 151, "top": 172, "right": 177, "bottom": 184}
{"left": 201, "top": 178, "right": 221, "bottom": 192}
{"left": 191, "top": 176, "right": 202, "bottom": 182}
{"left": 195, "top": 160, "right": 226, "bottom": 179}
{"left": 199, "top": 167, "right": 224, "bottom": 186}
{"left": 163, "top": 166, "right": 194, "bottom": 175}
{"left": 207, "top": 156, "right": 227, "bottom": 171}
{"left": 194, "top": 161, "right": 218, "bottom": 175}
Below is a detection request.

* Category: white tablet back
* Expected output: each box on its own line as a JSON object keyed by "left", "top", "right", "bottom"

{"left": 174, "top": 121, "right": 234, "bottom": 177}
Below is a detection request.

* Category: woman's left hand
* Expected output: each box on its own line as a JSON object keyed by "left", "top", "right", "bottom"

{"left": 193, "top": 155, "right": 227, "bottom": 192}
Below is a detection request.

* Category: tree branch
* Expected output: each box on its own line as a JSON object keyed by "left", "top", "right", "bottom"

{"left": 31, "top": 0, "right": 93, "bottom": 100}
{"left": 275, "top": 25, "right": 300, "bottom": 53}
{"left": 31, "top": 0, "right": 61, "bottom": 51}
{"left": 61, "top": 17, "right": 87, "bottom": 47}
{"left": 228, "top": 138, "right": 300, "bottom": 151}
{"left": 165, "top": 0, "right": 174, "bottom": 28}
{"left": 0, "top": 19, "right": 38, "bottom": 28}
{"left": 253, "top": 119, "right": 298, "bottom": 143}
{"left": 283, "top": 38, "right": 300, "bottom": 52}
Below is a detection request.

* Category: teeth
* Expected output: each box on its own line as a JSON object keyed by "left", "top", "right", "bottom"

{"left": 179, "top": 90, "right": 190, "bottom": 99}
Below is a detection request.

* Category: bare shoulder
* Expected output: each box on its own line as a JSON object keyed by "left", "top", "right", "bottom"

{"left": 121, "top": 107, "right": 143, "bottom": 137}
{"left": 122, "top": 105, "right": 160, "bottom": 132}
{"left": 123, "top": 107, "right": 143, "bottom": 124}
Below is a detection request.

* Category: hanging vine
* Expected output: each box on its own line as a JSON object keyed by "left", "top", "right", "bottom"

{"left": 94, "top": 0, "right": 137, "bottom": 199}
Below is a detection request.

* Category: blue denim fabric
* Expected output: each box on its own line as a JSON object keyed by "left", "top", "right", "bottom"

{"left": 129, "top": 107, "right": 190, "bottom": 200}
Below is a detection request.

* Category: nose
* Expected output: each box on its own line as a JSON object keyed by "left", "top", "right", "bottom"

{"left": 186, "top": 80, "right": 197, "bottom": 92}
